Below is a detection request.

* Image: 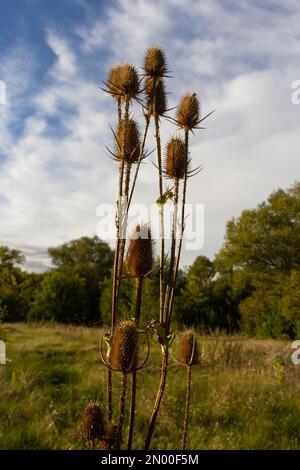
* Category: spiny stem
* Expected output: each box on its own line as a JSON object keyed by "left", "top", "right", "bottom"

{"left": 144, "top": 346, "right": 168, "bottom": 450}
{"left": 127, "top": 277, "right": 143, "bottom": 450}
{"left": 163, "top": 176, "right": 179, "bottom": 330}
{"left": 128, "top": 115, "right": 150, "bottom": 208}
{"left": 118, "top": 372, "right": 128, "bottom": 450}
{"left": 181, "top": 365, "right": 192, "bottom": 450}
{"left": 108, "top": 97, "right": 130, "bottom": 420}
{"left": 154, "top": 113, "right": 165, "bottom": 326}
{"left": 167, "top": 129, "right": 189, "bottom": 331}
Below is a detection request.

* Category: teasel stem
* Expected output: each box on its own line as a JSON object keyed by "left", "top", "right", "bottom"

{"left": 181, "top": 364, "right": 192, "bottom": 450}
{"left": 117, "top": 97, "right": 122, "bottom": 123}
{"left": 127, "top": 277, "right": 143, "bottom": 450}
{"left": 145, "top": 132, "right": 189, "bottom": 449}
{"left": 116, "top": 159, "right": 131, "bottom": 296}
{"left": 167, "top": 129, "right": 189, "bottom": 332}
{"left": 117, "top": 372, "right": 128, "bottom": 450}
{"left": 144, "top": 345, "right": 168, "bottom": 450}
{"left": 108, "top": 97, "right": 130, "bottom": 421}
{"left": 163, "top": 176, "right": 179, "bottom": 329}
{"left": 154, "top": 111, "right": 165, "bottom": 325}
{"left": 128, "top": 115, "right": 150, "bottom": 208}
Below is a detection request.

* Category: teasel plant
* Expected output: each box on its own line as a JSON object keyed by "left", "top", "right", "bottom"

{"left": 173, "top": 328, "right": 201, "bottom": 449}
{"left": 103, "top": 62, "right": 151, "bottom": 421}
{"left": 143, "top": 47, "right": 169, "bottom": 325}
{"left": 145, "top": 91, "right": 212, "bottom": 449}
{"left": 97, "top": 46, "right": 212, "bottom": 450}
{"left": 126, "top": 224, "right": 154, "bottom": 449}
{"left": 99, "top": 319, "right": 150, "bottom": 449}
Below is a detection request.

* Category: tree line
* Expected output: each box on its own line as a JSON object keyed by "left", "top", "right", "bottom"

{"left": 1, "top": 182, "right": 299, "bottom": 339}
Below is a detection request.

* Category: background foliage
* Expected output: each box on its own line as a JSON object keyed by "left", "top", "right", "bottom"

{"left": 1, "top": 181, "right": 300, "bottom": 339}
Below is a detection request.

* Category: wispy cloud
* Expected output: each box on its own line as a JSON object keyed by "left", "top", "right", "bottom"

{"left": 0, "top": 0, "right": 300, "bottom": 270}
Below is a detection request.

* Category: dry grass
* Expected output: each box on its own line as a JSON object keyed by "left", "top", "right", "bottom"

{"left": 1, "top": 323, "right": 300, "bottom": 449}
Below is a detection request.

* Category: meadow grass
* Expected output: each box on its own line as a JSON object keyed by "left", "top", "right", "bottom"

{"left": 1, "top": 322, "right": 300, "bottom": 450}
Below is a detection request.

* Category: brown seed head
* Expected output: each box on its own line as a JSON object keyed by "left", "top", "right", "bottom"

{"left": 82, "top": 402, "right": 103, "bottom": 441}
{"left": 107, "top": 63, "right": 140, "bottom": 100}
{"left": 127, "top": 224, "right": 154, "bottom": 278}
{"left": 176, "top": 93, "right": 200, "bottom": 130}
{"left": 144, "top": 47, "right": 167, "bottom": 78}
{"left": 110, "top": 320, "right": 138, "bottom": 372}
{"left": 164, "top": 136, "right": 187, "bottom": 179}
{"left": 117, "top": 118, "right": 140, "bottom": 163}
{"left": 145, "top": 77, "right": 167, "bottom": 117}
{"left": 107, "top": 64, "right": 123, "bottom": 100}
{"left": 178, "top": 328, "right": 200, "bottom": 366}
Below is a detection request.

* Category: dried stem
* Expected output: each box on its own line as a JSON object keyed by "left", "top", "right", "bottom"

{"left": 167, "top": 129, "right": 189, "bottom": 331}
{"left": 181, "top": 365, "right": 192, "bottom": 450}
{"left": 127, "top": 277, "right": 143, "bottom": 450}
{"left": 117, "top": 372, "right": 128, "bottom": 450}
{"left": 144, "top": 346, "right": 168, "bottom": 450}
{"left": 154, "top": 112, "right": 165, "bottom": 325}
{"left": 108, "top": 98, "right": 130, "bottom": 420}
{"left": 163, "top": 176, "right": 179, "bottom": 329}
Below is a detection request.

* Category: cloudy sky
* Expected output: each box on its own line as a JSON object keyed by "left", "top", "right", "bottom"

{"left": 0, "top": 0, "right": 299, "bottom": 271}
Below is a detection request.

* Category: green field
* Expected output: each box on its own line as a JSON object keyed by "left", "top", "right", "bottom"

{"left": 0, "top": 323, "right": 300, "bottom": 450}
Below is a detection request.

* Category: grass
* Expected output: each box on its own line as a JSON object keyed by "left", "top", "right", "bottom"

{"left": 1, "top": 322, "right": 300, "bottom": 450}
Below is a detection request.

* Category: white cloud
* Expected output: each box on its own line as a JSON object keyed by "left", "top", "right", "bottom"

{"left": 1, "top": 0, "right": 300, "bottom": 271}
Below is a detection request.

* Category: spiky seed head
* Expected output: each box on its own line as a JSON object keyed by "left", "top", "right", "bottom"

{"left": 117, "top": 118, "right": 140, "bottom": 163}
{"left": 176, "top": 93, "right": 200, "bottom": 130}
{"left": 107, "top": 64, "right": 123, "bottom": 100}
{"left": 110, "top": 320, "right": 138, "bottom": 372}
{"left": 82, "top": 402, "right": 103, "bottom": 441}
{"left": 99, "top": 421, "right": 120, "bottom": 450}
{"left": 145, "top": 78, "right": 167, "bottom": 117}
{"left": 178, "top": 328, "right": 200, "bottom": 366}
{"left": 164, "top": 136, "right": 187, "bottom": 179}
{"left": 119, "top": 63, "right": 140, "bottom": 99}
{"left": 144, "top": 47, "right": 167, "bottom": 78}
{"left": 107, "top": 63, "right": 140, "bottom": 100}
{"left": 127, "top": 224, "right": 154, "bottom": 278}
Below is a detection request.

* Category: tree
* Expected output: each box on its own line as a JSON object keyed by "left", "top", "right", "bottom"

{"left": 48, "top": 237, "right": 114, "bottom": 324}
{"left": 0, "top": 246, "right": 32, "bottom": 322}
{"left": 215, "top": 182, "right": 300, "bottom": 338}
{"left": 30, "top": 271, "right": 89, "bottom": 324}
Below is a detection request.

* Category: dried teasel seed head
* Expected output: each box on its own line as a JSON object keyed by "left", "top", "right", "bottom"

{"left": 164, "top": 136, "right": 187, "bottom": 179}
{"left": 127, "top": 224, "right": 154, "bottom": 278}
{"left": 178, "top": 328, "right": 200, "bottom": 366}
{"left": 116, "top": 118, "right": 140, "bottom": 163}
{"left": 82, "top": 402, "right": 104, "bottom": 441}
{"left": 107, "top": 63, "right": 140, "bottom": 100}
{"left": 176, "top": 92, "right": 200, "bottom": 130}
{"left": 145, "top": 77, "right": 167, "bottom": 117}
{"left": 99, "top": 421, "right": 120, "bottom": 450}
{"left": 107, "top": 64, "right": 123, "bottom": 100}
{"left": 144, "top": 46, "right": 167, "bottom": 79}
{"left": 110, "top": 320, "right": 138, "bottom": 372}
{"left": 119, "top": 63, "right": 140, "bottom": 99}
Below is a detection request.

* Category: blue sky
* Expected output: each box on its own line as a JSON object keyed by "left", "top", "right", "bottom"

{"left": 0, "top": 0, "right": 300, "bottom": 271}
